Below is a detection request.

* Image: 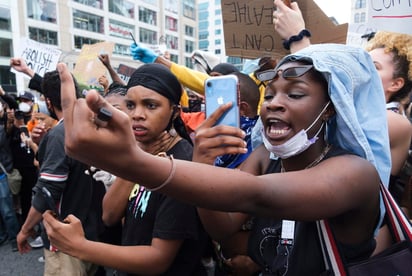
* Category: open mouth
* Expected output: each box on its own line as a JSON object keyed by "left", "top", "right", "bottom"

{"left": 265, "top": 119, "right": 291, "bottom": 140}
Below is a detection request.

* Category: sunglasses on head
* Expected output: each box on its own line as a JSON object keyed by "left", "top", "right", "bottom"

{"left": 256, "top": 65, "right": 314, "bottom": 82}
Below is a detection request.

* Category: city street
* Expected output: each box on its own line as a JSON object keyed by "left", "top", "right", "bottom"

{"left": 0, "top": 240, "right": 44, "bottom": 275}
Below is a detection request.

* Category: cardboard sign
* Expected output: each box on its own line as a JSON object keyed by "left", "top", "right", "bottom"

{"left": 221, "top": 0, "right": 348, "bottom": 59}
{"left": 14, "top": 38, "right": 61, "bottom": 77}
{"left": 117, "top": 64, "right": 136, "bottom": 84}
{"left": 73, "top": 42, "right": 114, "bottom": 88}
{"left": 368, "top": 0, "right": 412, "bottom": 34}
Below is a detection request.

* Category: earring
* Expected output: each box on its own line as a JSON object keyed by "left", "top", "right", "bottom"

{"left": 169, "top": 128, "right": 177, "bottom": 137}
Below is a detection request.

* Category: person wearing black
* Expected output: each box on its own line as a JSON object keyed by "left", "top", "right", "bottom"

{"left": 16, "top": 71, "right": 106, "bottom": 275}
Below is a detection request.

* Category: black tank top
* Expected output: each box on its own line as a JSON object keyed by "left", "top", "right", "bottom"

{"left": 247, "top": 146, "right": 376, "bottom": 275}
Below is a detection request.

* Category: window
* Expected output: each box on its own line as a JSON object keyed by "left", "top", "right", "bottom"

{"left": 166, "top": 35, "right": 178, "bottom": 50}
{"left": 199, "top": 40, "right": 209, "bottom": 50}
{"left": 113, "top": 44, "right": 130, "bottom": 56}
{"left": 0, "top": 8, "right": 11, "bottom": 31}
{"left": 215, "top": 49, "right": 221, "bottom": 55}
{"left": 139, "top": 7, "right": 157, "bottom": 26}
{"left": 183, "top": 0, "right": 196, "bottom": 19}
{"left": 360, "top": 12, "right": 366, "bottom": 22}
{"left": 109, "top": 20, "right": 134, "bottom": 39}
{"left": 199, "top": 12, "right": 208, "bottom": 20}
{"left": 185, "top": 57, "right": 193, "bottom": 68}
{"left": 215, "top": 19, "right": 221, "bottom": 25}
{"left": 0, "top": 38, "right": 12, "bottom": 57}
{"left": 73, "top": 10, "right": 104, "bottom": 33}
{"left": 199, "top": 31, "right": 208, "bottom": 40}
{"left": 215, "top": 0, "right": 221, "bottom": 4}
{"left": 73, "top": 0, "right": 103, "bottom": 9}
{"left": 165, "top": 16, "right": 178, "bottom": 31}
{"left": 355, "top": 0, "right": 366, "bottom": 9}
{"left": 109, "top": 0, "right": 135, "bottom": 18}
{"left": 215, "top": 29, "right": 221, "bottom": 35}
{"left": 354, "top": 13, "right": 360, "bottom": 23}
{"left": 27, "top": 0, "right": 57, "bottom": 23}
{"left": 185, "top": 25, "right": 194, "bottom": 37}
{"left": 170, "top": 54, "right": 178, "bottom": 63}
{"left": 139, "top": 28, "right": 157, "bottom": 45}
{"left": 215, "top": 9, "right": 221, "bottom": 15}
{"left": 0, "top": 66, "right": 16, "bottom": 89}
{"left": 29, "top": 27, "right": 58, "bottom": 45}
{"left": 74, "top": 35, "right": 101, "bottom": 49}
{"left": 215, "top": 39, "right": 221, "bottom": 45}
{"left": 199, "top": 21, "right": 208, "bottom": 30}
{"left": 185, "top": 40, "right": 194, "bottom": 53}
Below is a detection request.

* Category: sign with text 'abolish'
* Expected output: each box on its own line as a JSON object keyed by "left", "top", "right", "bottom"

{"left": 15, "top": 38, "right": 61, "bottom": 77}
{"left": 221, "top": 0, "right": 348, "bottom": 59}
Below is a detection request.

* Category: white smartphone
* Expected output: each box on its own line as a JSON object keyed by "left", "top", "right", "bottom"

{"left": 205, "top": 75, "right": 240, "bottom": 128}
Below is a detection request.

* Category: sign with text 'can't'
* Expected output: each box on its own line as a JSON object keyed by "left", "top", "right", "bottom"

{"left": 221, "top": 0, "right": 348, "bottom": 59}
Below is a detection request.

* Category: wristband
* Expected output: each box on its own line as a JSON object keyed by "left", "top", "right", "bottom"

{"left": 283, "top": 29, "right": 311, "bottom": 50}
{"left": 146, "top": 153, "right": 175, "bottom": 191}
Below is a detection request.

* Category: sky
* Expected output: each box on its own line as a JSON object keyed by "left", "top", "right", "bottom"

{"left": 314, "top": 0, "right": 352, "bottom": 24}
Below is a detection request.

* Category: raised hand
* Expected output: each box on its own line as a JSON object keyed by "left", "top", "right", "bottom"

{"left": 273, "top": 0, "right": 305, "bottom": 39}
{"left": 130, "top": 43, "right": 158, "bottom": 63}
{"left": 193, "top": 102, "right": 247, "bottom": 165}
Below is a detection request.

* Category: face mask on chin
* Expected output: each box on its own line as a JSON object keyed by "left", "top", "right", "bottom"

{"left": 262, "top": 102, "right": 330, "bottom": 159}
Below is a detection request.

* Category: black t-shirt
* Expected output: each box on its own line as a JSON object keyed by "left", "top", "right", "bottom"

{"left": 120, "top": 139, "right": 209, "bottom": 276}
{"left": 247, "top": 147, "right": 377, "bottom": 275}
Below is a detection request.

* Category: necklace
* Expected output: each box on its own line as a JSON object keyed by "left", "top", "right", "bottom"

{"left": 280, "top": 144, "right": 332, "bottom": 172}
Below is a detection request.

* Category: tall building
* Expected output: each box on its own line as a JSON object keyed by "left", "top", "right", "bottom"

{"left": 0, "top": 0, "right": 198, "bottom": 93}
{"left": 351, "top": 0, "right": 367, "bottom": 24}
{"left": 197, "top": 0, "right": 243, "bottom": 70}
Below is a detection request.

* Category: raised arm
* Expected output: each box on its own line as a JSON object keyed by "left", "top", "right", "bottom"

{"left": 98, "top": 54, "right": 126, "bottom": 86}
{"left": 130, "top": 43, "right": 209, "bottom": 94}
{"left": 273, "top": 0, "right": 311, "bottom": 53}
{"left": 59, "top": 62, "right": 379, "bottom": 226}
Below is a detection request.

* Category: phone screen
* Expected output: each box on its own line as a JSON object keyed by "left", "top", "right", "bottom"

{"left": 205, "top": 75, "right": 240, "bottom": 128}
{"left": 41, "top": 187, "right": 59, "bottom": 216}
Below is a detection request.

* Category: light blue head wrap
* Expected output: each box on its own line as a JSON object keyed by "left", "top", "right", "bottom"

{"left": 276, "top": 44, "right": 391, "bottom": 187}
{"left": 277, "top": 44, "right": 391, "bottom": 234}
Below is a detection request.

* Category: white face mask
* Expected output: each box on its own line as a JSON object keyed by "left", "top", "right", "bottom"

{"left": 262, "top": 102, "right": 330, "bottom": 159}
{"left": 18, "top": 102, "right": 31, "bottom": 113}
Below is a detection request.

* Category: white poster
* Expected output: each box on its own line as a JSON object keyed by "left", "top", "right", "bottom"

{"left": 15, "top": 38, "right": 61, "bottom": 77}
{"left": 368, "top": 0, "right": 412, "bottom": 34}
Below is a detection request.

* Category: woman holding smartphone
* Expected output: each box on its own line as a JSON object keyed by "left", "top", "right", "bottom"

{"left": 47, "top": 64, "right": 210, "bottom": 275}
{"left": 44, "top": 42, "right": 389, "bottom": 275}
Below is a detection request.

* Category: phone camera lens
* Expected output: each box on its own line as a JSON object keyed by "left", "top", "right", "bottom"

{"left": 207, "top": 82, "right": 212, "bottom": 87}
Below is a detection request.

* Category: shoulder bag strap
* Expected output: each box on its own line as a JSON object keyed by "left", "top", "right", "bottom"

{"left": 317, "top": 183, "right": 412, "bottom": 275}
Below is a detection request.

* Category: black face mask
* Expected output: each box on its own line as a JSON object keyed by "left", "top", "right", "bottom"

{"left": 188, "top": 99, "right": 202, "bottom": 112}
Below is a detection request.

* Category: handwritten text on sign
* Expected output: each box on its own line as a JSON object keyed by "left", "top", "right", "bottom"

{"left": 222, "top": 0, "right": 348, "bottom": 59}
{"left": 223, "top": 1, "right": 275, "bottom": 57}
{"left": 19, "top": 38, "right": 61, "bottom": 77}
{"left": 368, "top": 0, "right": 412, "bottom": 34}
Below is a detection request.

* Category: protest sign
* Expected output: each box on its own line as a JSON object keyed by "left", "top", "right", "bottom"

{"left": 14, "top": 38, "right": 61, "bottom": 77}
{"left": 73, "top": 42, "right": 114, "bottom": 89}
{"left": 368, "top": 0, "right": 412, "bottom": 34}
{"left": 221, "top": 0, "right": 348, "bottom": 59}
{"left": 117, "top": 64, "right": 136, "bottom": 84}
